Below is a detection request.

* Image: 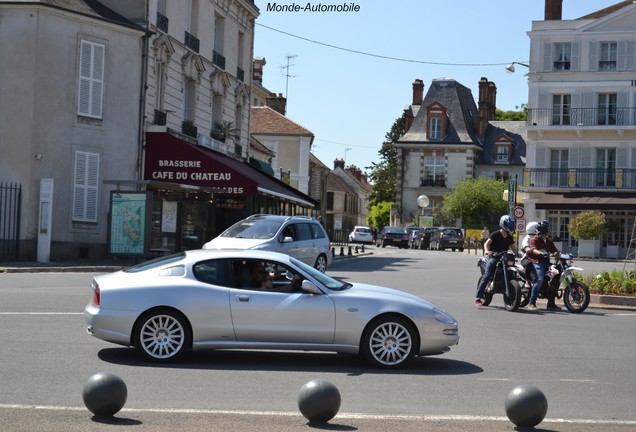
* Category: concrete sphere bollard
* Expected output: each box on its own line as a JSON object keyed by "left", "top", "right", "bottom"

{"left": 297, "top": 379, "right": 341, "bottom": 423}
{"left": 82, "top": 372, "right": 127, "bottom": 417}
{"left": 505, "top": 384, "right": 548, "bottom": 428}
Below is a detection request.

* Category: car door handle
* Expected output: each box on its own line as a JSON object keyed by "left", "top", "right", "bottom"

{"left": 236, "top": 295, "right": 251, "bottom": 302}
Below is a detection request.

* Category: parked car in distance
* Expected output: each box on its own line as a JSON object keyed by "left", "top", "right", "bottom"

{"left": 414, "top": 227, "right": 436, "bottom": 250}
{"left": 430, "top": 227, "right": 465, "bottom": 251}
{"left": 376, "top": 226, "right": 410, "bottom": 248}
{"left": 348, "top": 226, "right": 374, "bottom": 244}
{"left": 84, "top": 249, "right": 459, "bottom": 369}
{"left": 202, "top": 214, "right": 331, "bottom": 272}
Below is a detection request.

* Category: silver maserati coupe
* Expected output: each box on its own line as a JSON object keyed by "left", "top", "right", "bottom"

{"left": 85, "top": 249, "right": 459, "bottom": 368}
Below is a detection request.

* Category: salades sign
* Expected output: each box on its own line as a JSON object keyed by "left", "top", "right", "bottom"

{"left": 144, "top": 132, "right": 257, "bottom": 195}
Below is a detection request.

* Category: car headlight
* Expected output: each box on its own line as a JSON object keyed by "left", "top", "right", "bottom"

{"left": 433, "top": 308, "right": 457, "bottom": 325}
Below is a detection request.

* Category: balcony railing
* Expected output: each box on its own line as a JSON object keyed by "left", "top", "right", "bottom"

{"left": 523, "top": 168, "right": 636, "bottom": 190}
{"left": 156, "top": 12, "right": 168, "bottom": 33}
{"left": 154, "top": 109, "right": 167, "bottom": 126}
{"left": 184, "top": 31, "right": 200, "bottom": 53}
{"left": 420, "top": 178, "right": 446, "bottom": 188}
{"left": 212, "top": 50, "right": 226, "bottom": 69}
{"left": 181, "top": 120, "right": 198, "bottom": 138}
{"left": 526, "top": 108, "right": 636, "bottom": 127}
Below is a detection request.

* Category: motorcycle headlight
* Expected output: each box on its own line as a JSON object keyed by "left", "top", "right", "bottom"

{"left": 506, "top": 260, "right": 515, "bottom": 266}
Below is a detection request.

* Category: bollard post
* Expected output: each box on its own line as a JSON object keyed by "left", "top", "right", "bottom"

{"left": 355, "top": 245, "right": 359, "bottom": 253}
{"left": 348, "top": 246, "right": 352, "bottom": 255}
{"left": 331, "top": 247, "right": 335, "bottom": 257}
{"left": 340, "top": 246, "right": 344, "bottom": 256}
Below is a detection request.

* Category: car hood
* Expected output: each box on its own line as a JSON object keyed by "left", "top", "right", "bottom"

{"left": 203, "top": 237, "right": 271, "bottom": 250}
{"left": 345, "top": 282, "right": 435, "bottom": 308}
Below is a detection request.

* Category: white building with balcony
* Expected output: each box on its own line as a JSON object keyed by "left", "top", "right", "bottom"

{"left": 522, "top": 0, "right": 636, "bottom": 259}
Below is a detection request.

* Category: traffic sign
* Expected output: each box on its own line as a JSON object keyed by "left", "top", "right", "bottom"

{"left": 513, "top": 206, "right": 525, "bottom": 219}
{"left": 516, "top": 219, "right": 526, "bottom": 233}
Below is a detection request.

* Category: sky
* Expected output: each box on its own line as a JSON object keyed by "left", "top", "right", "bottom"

{"left": 253, "top": 1, "right": 620, "bottom": 174}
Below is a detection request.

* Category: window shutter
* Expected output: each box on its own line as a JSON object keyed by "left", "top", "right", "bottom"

{"left": 571, "top": 42, "right": 580, "bottom": 71}
{"left": 580, "top": 148, "right": 593, "bottom": 168}
{"left": 78, "top": 40, "right": 104, "bottom": 118}
{"left": 589, "top": 42, "right": 597, "bottom": 71}
{"left": 617, "top": 148, "right": 629, "bottom": 169}
{"left": 73, "top": 151, "right": 99, "bottom": 222}
{"left": 568, "top": 147, "right": 579, "bottom": 168}
{"left": 625, "top": 40, "right": 635, "bottom": 70}
{"left": 536, "top": 147, "right": 547, "bottom": 168}
{"left": 543, "top": 43, "right": 552, "bottom": 72}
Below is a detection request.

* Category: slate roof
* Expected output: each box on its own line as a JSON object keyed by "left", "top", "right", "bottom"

{"left": 478, "top": 121, "right": 527, "bottom": 165}
{"left": 398, "top": 78, "right": 480, "bottom": 145}
{"left": 250, "top": 106, "right": 314, "bottom": 137}
{"left": 578, "top": 0, "right": 635, "bottom": 19}
{"left": 36, "top": 0, "right": 144, "bottom": 30}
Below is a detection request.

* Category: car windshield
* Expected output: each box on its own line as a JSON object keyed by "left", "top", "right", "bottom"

{"left": 290, "top": 257, "right": 351, "bottom": 291}
{"left": 220, "top": 218, "right": 282, "bottom": 239}
{"left": 356, "top": 228, "right": 371, "bottom": 233}
{"left": 386, "top": 227, "right": 406, "bottom": 233}
{"left": 124, "top": 252, "right": 186, "bottom": 273}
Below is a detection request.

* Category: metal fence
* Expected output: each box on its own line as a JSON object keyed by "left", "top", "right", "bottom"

{"left": 0, "top": 183, "right": 21, "bottom": 259}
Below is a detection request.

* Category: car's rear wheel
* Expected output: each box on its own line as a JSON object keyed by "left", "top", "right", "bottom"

{"left": 361, "top": 316, "right": 417, "bottom": 369}
{"left": 134, "top": 308, "right": 191, "bottom": 362}
{"left": 314, "top": 254, "right": 328, "bottom": 273}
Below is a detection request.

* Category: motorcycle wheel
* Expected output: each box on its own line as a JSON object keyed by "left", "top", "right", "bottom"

{"left": 563, "top": 282, "right": 590, "bottom": 313}
{"left": 503, "top": 279, "right": 522, "bottom": 312}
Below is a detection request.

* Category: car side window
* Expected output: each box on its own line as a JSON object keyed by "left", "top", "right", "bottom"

{"left": 295, "top": 223, "right": 312, "bottom": 241}
{"left": 309, "top": 223, "right": 326, "bottom": 239}
{"left": 193, "top": 259, "right": 231, "bottom": 287}
{"left": 281, "top": 224, "right": 295, "bottom": 241}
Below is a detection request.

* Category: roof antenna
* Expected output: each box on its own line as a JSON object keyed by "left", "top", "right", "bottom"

{"left": 280, "top": 54, "right": 297, "bottom": 105}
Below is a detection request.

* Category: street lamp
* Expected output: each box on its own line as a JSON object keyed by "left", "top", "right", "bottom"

{"left": 505, "top": 61, "right": 530, "bottom": 73}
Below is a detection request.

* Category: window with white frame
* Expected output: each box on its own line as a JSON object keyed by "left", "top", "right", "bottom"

{"left": 552, "top": 94, "right": 571, "bottom": 125}
{"left": 599, "top": 42, "right": 617, "bottom": 71}
{"left": 78, "top": 40, "right": 105, "bottom": 118}
{"left": 496, "top": 145, "right": 509, "bottom": 162}
{"left": 422, "top": 156, "right": 445, "bottom": 187}
{"left": 553, "top": 43, "right": 571, "bottom": 71}
{"left": 73, "top": 151, "right": 99, "bottom": 222}
{"left": 429, "top": 117, "right": 442, "bottom": 139}
{"left": 598, "top": 93, "right": 617, "bottom": 125}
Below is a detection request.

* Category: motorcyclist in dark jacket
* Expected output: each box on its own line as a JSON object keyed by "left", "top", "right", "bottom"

{"left": 526, "top": 220, "right": 562, "bottom": 311}
{"left": 474, "top": 215, "right": 518, "bottom": 307}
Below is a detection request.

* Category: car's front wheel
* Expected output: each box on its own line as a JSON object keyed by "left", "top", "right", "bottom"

{"left": 314, "top": 254, "right": 328, "bottom": 273}
{"left": 361, "top": 316, "right": 417, "bottom": 368}
{"left": 134, "top": 308, "right": 191, "bottom": 362}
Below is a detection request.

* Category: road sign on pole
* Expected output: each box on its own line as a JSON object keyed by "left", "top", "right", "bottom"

{"left": 513, "top": 206, "right": 525, "bottom": 219}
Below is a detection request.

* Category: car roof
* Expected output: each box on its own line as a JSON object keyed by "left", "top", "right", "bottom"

{"left": 246, "top": 214, "right": 316, "bottom": 223}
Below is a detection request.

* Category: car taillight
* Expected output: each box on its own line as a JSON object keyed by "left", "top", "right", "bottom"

{"left": 91, "top": 280, "right": 100, "bottom": 306}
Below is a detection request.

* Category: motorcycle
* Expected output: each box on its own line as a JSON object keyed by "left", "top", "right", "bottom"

{"left": 519, "top": 252, "right": 591, "bottom": 313}
{"left": 476, "top": 251, "right": 523, "bottom": 311}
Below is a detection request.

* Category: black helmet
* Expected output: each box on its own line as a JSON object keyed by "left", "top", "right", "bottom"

{"left": 499, "top": 215, "right": 515, "bottom": 233}
{"left": 537, "top": 220, "right": 551, "bottom": 236}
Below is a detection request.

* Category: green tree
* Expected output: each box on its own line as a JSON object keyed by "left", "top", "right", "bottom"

{"left": 442, "top": 178, "right": 508, "bottom": 228}
{"left": 366, "top": 116, "right": 404, "bottom": 207}
{"left": 212, "top": 121, "right": 240, "bottom": 143}
{"left": 367, "top": 201, "right": 392, "bottom": 230}
{"left": 495, "top": 104, "right": 527, "bottom": 121}
{"left": 569, "top": 211, "right": 607, "bottom": 240}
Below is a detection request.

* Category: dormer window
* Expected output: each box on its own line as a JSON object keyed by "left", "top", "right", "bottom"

{"left": 494, "top": 135, "right": 513, "bottom": 164}
{"left": 426, "top": 102, "right": 447, "bottom": 140}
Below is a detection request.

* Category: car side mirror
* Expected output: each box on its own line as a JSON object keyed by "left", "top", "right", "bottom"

{"left": 300, "top": 280, "right": 322, "bottom": 295}
{"left": 281, "top": 236, "right": 294, "bottom": 243}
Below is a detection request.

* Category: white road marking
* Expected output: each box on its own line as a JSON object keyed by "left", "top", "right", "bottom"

{"left": 1, "top": 404, "right": 635, "bottom": 425}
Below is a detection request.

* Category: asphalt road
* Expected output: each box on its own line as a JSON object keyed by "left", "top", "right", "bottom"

{"left": 1, "top": 248, "right": 635, "bottom": 431}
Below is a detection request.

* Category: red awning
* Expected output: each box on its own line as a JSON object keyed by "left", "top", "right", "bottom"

{"left": 144, "top": 132, "right": 316, "bottom": 207}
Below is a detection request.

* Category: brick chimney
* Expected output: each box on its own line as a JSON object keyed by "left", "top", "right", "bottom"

{"left": 477, "top": 77, "right": 497, "bottom": 138}
{"left": 266, "top": 93, "right": 286, "bottom": 115}
{"left": 252, "top": 57, "right": 266, "bottom": 85}
{"left": 412, "top": 79, "right": 424, "bottom": 105}
{"left": 545, "top": 0, "right": 562, "bottom": 20}
{"left": 334, "top": 159, "right": 345, "bottom": 170}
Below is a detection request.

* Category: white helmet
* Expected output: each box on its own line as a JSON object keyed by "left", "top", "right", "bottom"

{"left": 526, "top": 221, "right": 539, "bottom": 235}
